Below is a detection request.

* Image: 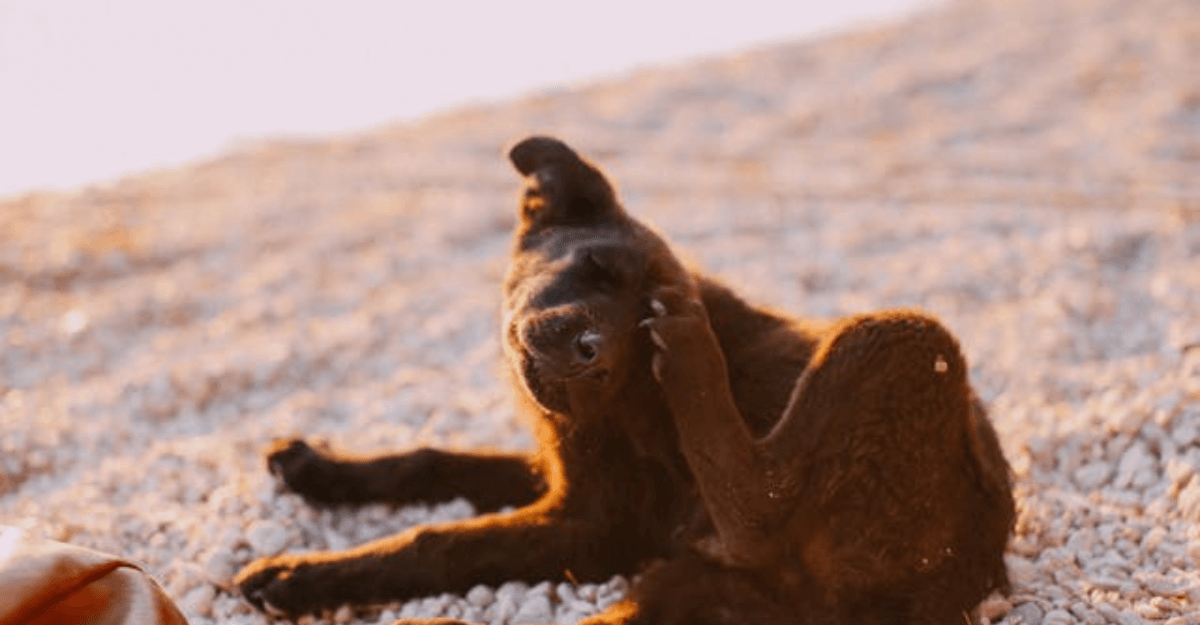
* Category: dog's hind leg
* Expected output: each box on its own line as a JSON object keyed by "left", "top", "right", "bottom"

{"left": 264, "top": 439, "right": 546, "bottom": 511}
{"left": 763, "top": 311, "right": 1013, "bottom": 619}
{"left": 645, "top": 292, "right": 1011, "bottom": 618}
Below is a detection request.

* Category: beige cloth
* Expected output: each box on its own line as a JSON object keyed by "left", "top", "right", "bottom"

{"left": 0, "top": 526, "right": 188, "bottom": 625}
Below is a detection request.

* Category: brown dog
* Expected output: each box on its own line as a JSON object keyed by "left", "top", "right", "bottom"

{"left": 234, "top": 137, "right": 1015, "bottom": 624}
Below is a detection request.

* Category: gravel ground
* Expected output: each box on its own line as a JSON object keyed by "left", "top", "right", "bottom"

{"left": 2, "top": 0, "right": 1198, "bottom": 623}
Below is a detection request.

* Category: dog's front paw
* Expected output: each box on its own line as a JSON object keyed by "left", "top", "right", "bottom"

{"left": 265, "top": 438, "right": 340, "bottom": 500}
{"left": 235, "top": 555, "right": 329, "bottom": 617}
{"left": 639, "top": 287, "right": 726, "bottom": 390}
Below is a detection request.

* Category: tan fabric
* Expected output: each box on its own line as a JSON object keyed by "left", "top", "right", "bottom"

{"left": 0, "top": 526, "right": 188, "bottom": 625}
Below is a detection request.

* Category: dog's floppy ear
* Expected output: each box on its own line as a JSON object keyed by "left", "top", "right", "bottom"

{"left": 508, "top": 136, "right": 622, "bottom": 225}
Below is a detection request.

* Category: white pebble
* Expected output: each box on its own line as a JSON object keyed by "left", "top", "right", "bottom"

{"left": 398, "top": 600, "right": 421, "bottom": 619}
{"left": 555, "top": 608, "right": 590, "bottom": 624}
{"left": 512, "top": 593, "right": 553, "bottom": 624}
{"left": 418, "top": 594, "right": 450, "bottom": 616}
{"left": 323, "top": 527, "right": 351, "bottom": 551}
{"left": 574, "top": 584, "right": 598, "bottom": 602}
{"left": 246, "top": 519, "right": 290, "bottom": 556}
{"left": 556, "top": 582, "right": 577, "bottom": 604}
{"left": 180, "top": 584, "right": 216, "bottom": 618}
{"left": 200, "top": 548, "right": 236, "bottom": 585}
{"left": 467, "top": 584, "right": 495, "bottom": 606}
{"left": 1114, "top": 442, "right": 1156, "bottom": 489}
{"left": 459, "top": 605, "right": 483, "bottom": 622}
{"left": 255, "top": 481, "right": 278, "bottom": 507}
{"left": 1041, "top": 608, "right": 1072, "bottom": 625}
{"left": 1009, "top": 602, "right": 1043, "bottom": 625}
{"left": 977, "top": 594, "right": 1011, "bottom": 621}
{"left": 496, "top": 580, "right": 529, "bottom": 604}
{"left": 1074, "top": 462, "right": 1111, "bottom": 490}
{"left": 487, "top": 596, "right": 519, "bottom": 623}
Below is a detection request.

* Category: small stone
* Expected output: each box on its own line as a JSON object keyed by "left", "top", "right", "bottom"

{"left": 245, "top": 519, "right": 290, "bottom": 556}
{"left": 555, "top": 608, "right": 589, "bottom": 625}
{"left": 229, "top": 612, "right": 269, "bottom": 625}
{"left": 180, "top": 584, "right": 216, "bottom": 618}
{"left": 1114, "top": 442, "right": 1155, "bottom": 489}
{"left": 487, "top": 596, "right": 518, "bottom": 623}
{"left": 977, "top": 594, "right": 1012, "bottom": 621}
{"left": 574, "top": 584, "right": 598, "bottom": 602}
{"left": 200, "top": 548, "right": 236, "bottom": 585}
{"left": 556, "top": 582, "right": 578, "bottom": 604}
{"left": 1071, "top": 604, "right": 1104, "bottom": 625}
{"left": 496, "top": 580, "right": 529, "bottom": 604}
{"left": 1009, "top": 602, "right": 1044, "bottom": 625}
{"left": 333, "top": 605, "right": 354, "bottom": 623}
{"left": 398, "top": 600, "right": 421, "bottom": 619}
{"left": 167, "top": 561, "right": 206, "bottom": 596}
{"left": 459, "top": 605, "right": 484, "bottom": 623}
{"left": 1074, "top": 462, "right": 1112, "bottom": 490}
{"left": 512, "top": 593, "right": 553, "bottom": 624}
{"left": 1087, "top": 576, "right": 1124, "bottom": 591}
{"left": 323, "top": 527, "right": 351, "bottom": 551}
{"left": 255, "top": 481, "right": 278, "bottom": 507}
{"left": 1041, "top": 608, "right": 1072, "bottom": 625}
{"left": 1139, "top": 573, "right": 1191, "bottom": 596}
{"left": 1177, "top": 478, "right": 1200, "bottom": 519}
{"left": 528, "top": 580, "right": 553, "bottom": 598}
{"left": 467, "top": 584, "right": 495, "bottom": 606}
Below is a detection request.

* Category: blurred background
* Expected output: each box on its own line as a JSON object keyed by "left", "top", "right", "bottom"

{"left": 0, "top": 0, "right": 932, "bottom": 199}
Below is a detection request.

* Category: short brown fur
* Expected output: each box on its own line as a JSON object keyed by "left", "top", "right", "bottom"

{"left": 235, "top": 137, "right": 1015, "bottom": 624}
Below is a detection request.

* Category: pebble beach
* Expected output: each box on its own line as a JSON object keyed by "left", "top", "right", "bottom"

{"left": 2, "top": 0, "right": 1198, "bottom": 623}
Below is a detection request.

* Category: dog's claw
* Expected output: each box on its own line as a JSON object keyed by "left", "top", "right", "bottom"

{"left": 650, "top": 299, "right": 668, "bottom": 316}
{"left": 649, "top": 329, "right": 667, "bottom": 350}
{"left": 241, "top": 589, "right": 264, "bottom": 611}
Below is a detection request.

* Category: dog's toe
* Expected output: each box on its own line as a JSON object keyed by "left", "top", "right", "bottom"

{"left": 266, "top": 438, "right": 321, "bottom": 478}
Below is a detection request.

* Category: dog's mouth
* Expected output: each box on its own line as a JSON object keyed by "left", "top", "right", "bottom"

{"left": 519, "top": 354, "right": 572, "bottom": 414}
{"left": 505, "top": 319, "right": 616, "bottom": 414}
{"left": 517, "top": 348, "right": 613, "bottom": 414}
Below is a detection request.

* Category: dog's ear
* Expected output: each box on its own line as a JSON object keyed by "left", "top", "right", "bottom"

{"left": 508, "top": 136, "right": 622, "bottom": 225}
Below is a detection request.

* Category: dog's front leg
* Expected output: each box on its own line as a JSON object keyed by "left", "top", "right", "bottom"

{"left": 264, "top": 439, "right": 546, "bottom": 511}
{"left": 640, "top": 288, "right": 787, "bottom": 567}
{"left": 235, "top": 505, "right": 600, "bottom": 617}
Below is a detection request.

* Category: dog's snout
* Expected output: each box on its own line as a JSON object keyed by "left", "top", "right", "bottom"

{"left": 516, "top": 309, "right": 597, "bottom": 363}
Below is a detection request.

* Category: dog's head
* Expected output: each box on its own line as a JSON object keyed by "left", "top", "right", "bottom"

{"left": 502, "top": 136, "right": 689, "bottom": 415}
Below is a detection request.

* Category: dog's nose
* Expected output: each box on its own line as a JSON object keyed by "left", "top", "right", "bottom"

{"left": 574, "top": 329, "right": 603, "bottom": 364}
